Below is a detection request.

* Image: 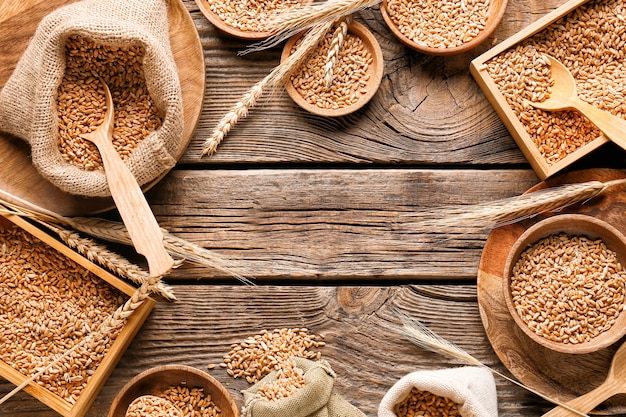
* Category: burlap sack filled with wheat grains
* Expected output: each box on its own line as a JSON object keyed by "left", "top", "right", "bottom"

{"left": 0, "top": 0, "right": 183, "bottom": 198}
{"left": 378, "top": 367, "right": 498, "bottom": 417}
{"left": 242, "top": 357, "right": 367, "bottom": 417}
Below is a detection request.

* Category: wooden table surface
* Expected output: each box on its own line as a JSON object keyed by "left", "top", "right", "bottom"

{"left": 4, "top": 0, "right": 626, "bottom": 416}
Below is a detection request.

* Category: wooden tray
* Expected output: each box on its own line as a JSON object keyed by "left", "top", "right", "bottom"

{"left": 477, "top": 168, "right": 626, "bottom": 414}
{"left": 0, "top": 211, "right": 155, "bottom": 417}
{"left": 0, "top": 0, "right": 205, "bottom": 216}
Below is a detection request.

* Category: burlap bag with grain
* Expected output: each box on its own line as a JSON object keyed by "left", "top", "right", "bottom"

{"left": 378, "top": 367, "right": 498, "bottom": 417}
{"left": 0, "top": 0, "right": 183, "bottom": 197}
{"left": 242, "top": 357, "right": 367, "bottom": 417}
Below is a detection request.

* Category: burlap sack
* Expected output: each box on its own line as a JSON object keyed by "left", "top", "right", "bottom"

{"left": 0, "top": 0, "right": 183, "bottom": 198}
{"left": 242, "top": 357, "right": 367, "bottom": 417}
{"left": 378, "top": 367, "right": 498, "bottom": 417}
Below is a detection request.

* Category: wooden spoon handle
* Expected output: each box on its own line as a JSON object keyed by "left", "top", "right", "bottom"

{"left": 86, "top": 129, "right": 174, "bottom": 277}
{"left": 541, "top": 379, "right": 621, "bottom": 417}
{"left": 575, "top": 98, "right": 626, "bottom": 151}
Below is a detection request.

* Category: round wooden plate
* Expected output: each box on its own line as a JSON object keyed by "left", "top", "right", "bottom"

{"left": 477, "top": 168, "right": 626, "bottom": 414}
{"left": 0, "top": 0, "right": 205, "bottom": 216}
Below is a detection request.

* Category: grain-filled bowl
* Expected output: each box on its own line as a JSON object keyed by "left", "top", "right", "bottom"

{"left": 195, "top": 0, "right": 311, "bottom": 39}
{"left": 503, "top": 214, "right": 626, "bottom": 354}
{"left": 380, "top": 0, "right": 507, "bottom": 55}
{"left": 281, "top": 21, "right": 384, "bottom": 117}
{"left": 108, "top": 365, "right": 239, "bottom": 417}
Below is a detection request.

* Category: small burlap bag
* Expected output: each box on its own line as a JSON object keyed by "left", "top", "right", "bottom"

{"left": 0, "top": 0, "right": 183, "bottom": 197}
{"left": 242, "top": 357, "right": 367, "bottom": 417}
{"left": 378, "top": 367, "right": 498, "bottom": 417}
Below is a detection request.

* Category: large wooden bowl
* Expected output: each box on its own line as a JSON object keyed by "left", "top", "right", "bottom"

{"left": 503, "top": 213, "right": 626, "bottom": 354}
{"left": 108, "top": 365, "right": 239, "bottom": 417}
{"left": 380, "top": 0, "right": 507, "bottom": 55}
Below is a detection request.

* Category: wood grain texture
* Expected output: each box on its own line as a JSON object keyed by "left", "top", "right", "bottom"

{"left": 144, "top": 168, "right": 541, "bottom": 281}
{"left": 0, "top": 285, "right": 557, "bottom": 417}
{"left": 180, "top": 0, "right": 580, "bottom": 166}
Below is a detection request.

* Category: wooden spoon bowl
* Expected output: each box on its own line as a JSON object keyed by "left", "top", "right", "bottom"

{"left": 503, "top": 214, "right": 626, "bottom": 354}
{"left": 525, "top": 54, "right": 626, "bottom": 151}
{"left": 108, "top": 365, "right": 239, "bottom": 417}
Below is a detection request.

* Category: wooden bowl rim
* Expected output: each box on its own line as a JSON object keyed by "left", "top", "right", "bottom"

{"left": 380, "top": 0, "right": 508, "bottom": 56}
{"left": 108, "top": 365, "right": 239, "bottom": 417}
{"left": 280, "top": 21, "right": 384, "bottom": 117}
{"left": 502, "top": 213, "right": 626, "bottom": 354}
{"left": 195, "top": 0, "right": 313, "bottom": 40}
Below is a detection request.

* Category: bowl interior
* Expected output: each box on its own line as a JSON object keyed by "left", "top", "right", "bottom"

{"left": 380, "top": 0, "right": 508, "bottom": 55}
{"left": 108, "top": 365, "right": 239, "bottom": 417}
{"left": 281, "top": 21, "right": 384, "bottom": 117}
{"left": 503, "top": 214, "right": 626, "bottom": 354}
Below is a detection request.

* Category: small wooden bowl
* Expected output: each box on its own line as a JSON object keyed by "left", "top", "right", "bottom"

{"left": 380, "top": 0, "right": 507, "bottom": 55}
{"left": 108, "top": 365, "right": 239, "bottom": 417}
{"left": 195, "top": 0, "right": 312, "bottom": 40}
{"left": 503, "top": 214, "right": 626, "bottom": 354}
{"left": 281, "top": 21, "right": 384, "bottom": 117}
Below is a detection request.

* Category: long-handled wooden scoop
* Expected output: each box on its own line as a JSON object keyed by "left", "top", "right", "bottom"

{"left": 81, "top": 81, "right": 174, "bottom": 277}
{"left": 525, "top": 54, "right": 626, "bottom": 151}
{"left": 542, "top": 341, "right": 626, "bottom": 417}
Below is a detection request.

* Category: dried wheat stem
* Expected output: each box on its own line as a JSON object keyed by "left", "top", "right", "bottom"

{"left": 405, "top": 179, "right": 621, "bottom": 229}
{"left": 55, "top": 226, "right": 177, "bottom": 300}
{"left": 59, "top": 217, "right": 253, "bottom": 285}
{"left": 202, "top": 21, "right": 334, "bottom": 156}
{"left": 390, "top": 307, "right": 589, "bottom": 417}
{"left": 0, "top": 197, "right": 251, "bottom": 285}
{"left": 324, "top": 17, "right": 352, "bottom": 89}
{"left": 250, "top": 0, "right": 380, "bottom": 52}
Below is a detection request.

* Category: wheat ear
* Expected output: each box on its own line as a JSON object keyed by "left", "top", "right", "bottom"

{"left": 246, "top": 0, "right": 381, "bottom": 52}
{"left": 201, "top": 21, "right": 334, "bottom": 156}
{"left": 390, "top": 307, "right": 589, "bottom": 417}
{"left": 0, "top": 196, "right": 251, "bottom": 285}
{"left": 324, "top": 17, "right": 351, "bottom": 89}
{"left": 0, "top": 261, "right": 166, "bottom": 406}
{"left": 404, "top": 179, "right": 624, "bottom": 229}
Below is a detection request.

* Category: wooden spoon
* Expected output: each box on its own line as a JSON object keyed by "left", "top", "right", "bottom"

{"left": 80, "top": 81, "right": 174, "bottom": 277}
{"left": 542, "top": 341, "right": 626, "bottom": 417}
{"left": 525, "top": 54, "right": 626, "bottom": 151}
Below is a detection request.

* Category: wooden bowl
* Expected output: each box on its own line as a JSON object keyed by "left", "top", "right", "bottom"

{"left": 108, "top": 365, "right": 239, "bottom": 417}
{"left": 195, "top": 0, "right": 312, "bottom": 40}
{"left": 503, "top": 214, "right": 626, "bottom": 354}
{"left": 281, "top": 21, "right": 384, "bottom": 117}
{"left": 380, "top": 0, "right": 507, "bottom": 55}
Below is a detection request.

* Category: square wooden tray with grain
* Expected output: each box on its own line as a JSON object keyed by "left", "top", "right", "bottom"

{"left": 0, "top": 212, "right": 155, "bottom": 417}
{"left": 471, "top": 0, "right": 626, "bottom": 179}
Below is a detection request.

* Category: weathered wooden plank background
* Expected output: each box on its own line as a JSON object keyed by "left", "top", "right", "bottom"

{"left": 3, "top": 0, "right": 626, "bottom": 415}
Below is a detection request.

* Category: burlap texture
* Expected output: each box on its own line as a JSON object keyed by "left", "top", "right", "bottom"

{"left": 242, "top": 357, "right": 367, "bottom": 417}
{"left": 0, "top": 0, "right": 183, "bottom": 197}
{"left": 378, "top": 367, "right": 498, "bottom": 417}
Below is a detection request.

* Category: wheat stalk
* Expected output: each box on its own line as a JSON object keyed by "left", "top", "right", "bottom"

{"left": 404, "top": 179, "right": 624, "bottom": 230}
{"left": 324, "top": 17, "right": 351, "bottom": 89}
{"left": 247, "top": 0, "right": 380, "bottom": 53}
{"left": 0, "top": 196, "right": 252, "bottom": 285}
{"left": 390, "top": 307, "right": 589, "bottom": 417}
{"left": 201, "top": 21, "right": 334, "bottom": 156}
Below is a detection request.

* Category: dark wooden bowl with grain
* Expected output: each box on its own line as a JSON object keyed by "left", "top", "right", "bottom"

{"left": 503, "top": 213, "right": 626, "bottom": 354}
{"left": 108, "top": 365, "right": 239, "bottom": 417}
